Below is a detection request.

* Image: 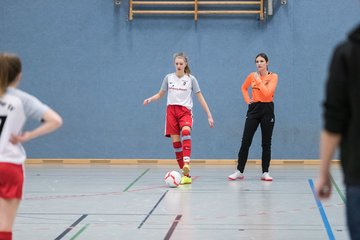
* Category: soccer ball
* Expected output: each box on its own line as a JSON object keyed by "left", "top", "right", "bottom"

{"left": 164, "top": 171, "right": 182, "bottom": 188}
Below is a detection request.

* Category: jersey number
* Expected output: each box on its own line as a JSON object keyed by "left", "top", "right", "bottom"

{"left": 0, "top": 116, "right": 7, "bottom": 136}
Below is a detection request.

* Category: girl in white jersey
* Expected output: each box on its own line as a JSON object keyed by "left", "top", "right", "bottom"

{"left": 143, "top": 52, "right": 214, "bottom": 184}
{"left": 0, "top": 53, "right": 62, "bottom": 240}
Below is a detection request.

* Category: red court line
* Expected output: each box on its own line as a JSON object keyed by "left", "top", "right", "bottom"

{"left": 23, "top": 192, "right": 124, "bottom": 201}
{"left": 164, "top": 214, "right": 182, "bottom": 240}
{"left": 23, "top": 176, "right": 200, "bottom": 200}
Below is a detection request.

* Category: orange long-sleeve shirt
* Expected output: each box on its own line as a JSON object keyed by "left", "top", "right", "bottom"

{"left": 241, "top": 72, "right": 278, "bottom": 104}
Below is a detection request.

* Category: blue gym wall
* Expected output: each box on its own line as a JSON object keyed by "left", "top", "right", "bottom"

{"left": 1, "top": 0, "right": 359, "bottom": 159}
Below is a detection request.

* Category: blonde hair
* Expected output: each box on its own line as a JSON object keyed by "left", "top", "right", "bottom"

{"left": 173, "top": 52, "right": 191, "bottom": 75}
{"left": 0, "top": 53, "right": 22, "bottom": 96}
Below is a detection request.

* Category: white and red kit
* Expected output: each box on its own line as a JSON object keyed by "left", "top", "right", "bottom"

{"left": 0, "top": 87, "right": 48, "bottom": 199}
{"left": 160, "top": 73, "right": 201, "bottom": 137}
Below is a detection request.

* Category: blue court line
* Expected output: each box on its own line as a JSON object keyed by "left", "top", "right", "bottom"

{"left": 137, "top": 190, "right": 168, "bottom": 229}
{"left": 308, "top": 179, "right": 335, "bottom": 240}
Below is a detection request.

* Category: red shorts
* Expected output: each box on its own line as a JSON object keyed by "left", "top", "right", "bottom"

{"left": 0, "top": 162, "right": 24, "bottom": 199}
{"left": 165, "top": 105, "right": 193, "bottom": 137}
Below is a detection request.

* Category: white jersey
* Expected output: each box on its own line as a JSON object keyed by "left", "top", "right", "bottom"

{"left": 0, "top": 87, "right": 49, "bottom": 164}
{"left": 161, "top": 73, "right": 201, "bottom": 110}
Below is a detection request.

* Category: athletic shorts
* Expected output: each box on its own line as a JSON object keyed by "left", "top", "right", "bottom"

{"left": 165, "top": 105, "right": 193, "bottom": 137}
{"left": 0, "top": 162, "right": 24, "bottom": 199}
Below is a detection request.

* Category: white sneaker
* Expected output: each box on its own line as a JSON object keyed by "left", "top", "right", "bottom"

{"left": 261, "top": 172, "right": 273, "bottom": 181}
{"left": 228, "top": 170, "right": 244, "bottom": 180}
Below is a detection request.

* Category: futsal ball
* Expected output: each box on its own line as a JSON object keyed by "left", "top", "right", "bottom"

{"left": 164, "top": 171, "right": 182, "bottom": 188}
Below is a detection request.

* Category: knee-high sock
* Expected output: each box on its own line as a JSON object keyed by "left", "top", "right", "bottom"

{"left": 173, "top": 141, "right": 184, "bottom": 169}
{"left": 181, "top": 129, "right": 191, "bottom": 164}
{"left": 0, "top": 232, "right": 12, "bottom": 240}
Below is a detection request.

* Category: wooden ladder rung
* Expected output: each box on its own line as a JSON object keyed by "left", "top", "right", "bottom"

{"left": 132, "top": 10, "right": 195, "bottom": 14}
{"left": 198, "top": 10, "right": 261, "bottom": 14}
{"left": 132, "top": 1, "right": 194, "bottom": 5}
{"left": 199, "top": 1, "right": 261, "bottom": 4}
{"left": 132, "top": 1, "right": 261, "bottom": 5}
{"left": 129, "top": 0, "right": 264, "bottom": 20}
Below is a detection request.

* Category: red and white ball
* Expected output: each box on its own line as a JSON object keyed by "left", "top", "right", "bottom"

{"left": 164, "top": 171, "right": 182, "bottom": 188}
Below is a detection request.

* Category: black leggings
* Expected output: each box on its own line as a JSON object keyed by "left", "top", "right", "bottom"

{"left": 237, "top": 102, "right": 275, "bottom": 173}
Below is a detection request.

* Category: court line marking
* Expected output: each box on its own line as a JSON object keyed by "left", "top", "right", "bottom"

{"left": 69, "top": 223, "right": 90, "bottom": 240}
{"left": 16, "top": 200, "right": 344, "bottom": 223}
{"left": 19, "top": 178, "right": 344, "bottom": 234}
{"left": 123, "top": 168, "right": 150, "bottom": 192}
{"left": 128, "top": 185, "right": 168, "bottom": 192}
{"left": 164, "top": 214, "right": 182, "bottom": 240}
{"left": 129, "top": 176, "right": 199, "bottom": 192}
{"left": 138, "top": 190, "right": 168, "bottom": 229}
{"left": 137, "top": 175, "right": 198, "bottom": 229}
{"left": 23, "top": 192, "right": 123, "bottom": 201}
{"left": 23, "top": 176, "right": 199, "bottom": 201}
{"left": 330, "top": 173, "right": 345, "bottom": 203}
{"left": 308, "top": 179, "right": 335, "bottom": 240}
{"left": 54, "top": 214, "right": 88, "bottom": 240}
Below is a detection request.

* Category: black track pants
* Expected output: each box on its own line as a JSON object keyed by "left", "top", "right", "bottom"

{"left": 237, "top": 102, "right": 275, "bottom": 173}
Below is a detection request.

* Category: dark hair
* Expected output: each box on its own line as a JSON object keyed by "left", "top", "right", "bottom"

{"left": 255, "top": 53, "right": 269, "bottom": 63}
{"left": 0, "top": 53, "right": 22, "bottom": 95}
{"left": 173, "top": 52, "right": 191, "bottom": 75}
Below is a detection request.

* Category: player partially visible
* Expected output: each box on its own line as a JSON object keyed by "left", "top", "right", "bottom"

{"left": 143, "top": 52, "right": 214, "bottom": 185}
{"left": 0, "top": 53, "right": 63, "bottom": 240}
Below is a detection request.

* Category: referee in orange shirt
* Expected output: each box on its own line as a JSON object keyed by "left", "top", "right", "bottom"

{"left": 228, "top": 53, "right": 278, "bottom": 181}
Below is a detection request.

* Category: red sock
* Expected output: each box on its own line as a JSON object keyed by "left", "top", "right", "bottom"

{"left": 0, "top": 231, "right": 12, "bottom": 240}
{"left": 181, "top": 129, "right": 191, "bottom": 163}
{"left": 173, "top": 141, "right": 184, "bottom": 169}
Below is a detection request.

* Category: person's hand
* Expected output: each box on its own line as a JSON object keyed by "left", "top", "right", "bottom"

{"left": 253, "top": 72, "right": 261, "bottom": 84}
{"left": 143, "top": 98, "right": 151, "bottom": 105}
{"left": 10, "top": 132, "right": 31, "bottom": 144}
{"left": 208, "top": 117, "right": 214, "bottom": 128}
{"left": 315, "top": 175, "right": 332, "bottom": 199}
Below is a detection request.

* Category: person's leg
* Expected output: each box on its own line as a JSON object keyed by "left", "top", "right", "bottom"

{"left": 237, "top": 117, "right": 260, "bottom": 173}
{"left": 346, "top": 185, "right": 360, "bottom": 240}
{"left": 0, "top": 198, "right": 20, "bottom": 240}
{"left": 166, "top": 105, "right": 183, "bottom": 170}
{"left": 0, "top": 163, "right": 24, "bottom": 240}
{"left": 259, "top": 104, "right": 275, "bottom": 181}
{"left": 181, "top": 126, "right": 191, "bottom": 174}
{"left": 260, "top": 111, "right": 275, "bottom": 173}
{"left": 171, "top": 135, "right": 183, "bottom": 169}
{"left": 0, "top": 231, "right": 12, "bottom": 240}
{"left": 228, "top": 114, "right": 260, "bottom": 180}
{"left": 179, "top": 126, "right": 192, "bottom": 184}
{"left": 178, "top": 106, "right": 193, "bottom": 182}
